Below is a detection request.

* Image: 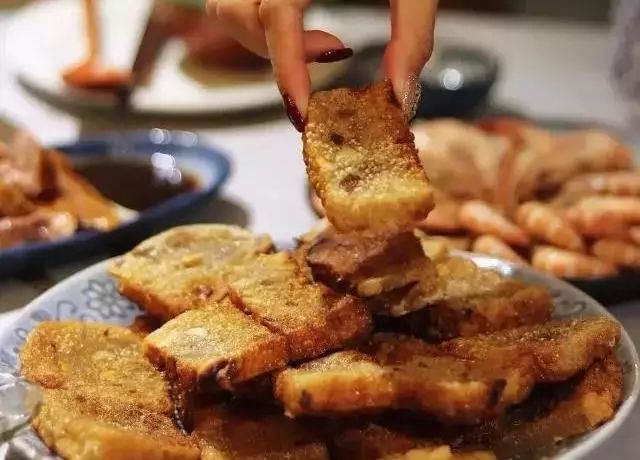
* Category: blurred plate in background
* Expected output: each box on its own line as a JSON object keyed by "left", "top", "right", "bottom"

{"left": 3, "top": 0, "right": 352, "bottom": 114}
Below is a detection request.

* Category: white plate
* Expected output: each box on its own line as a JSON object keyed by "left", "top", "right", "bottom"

{"left": 3, "top": 0, "right": 359, "bottom": 115}
{"left": 0, "top": 252, "right": 637, "bottom": 459}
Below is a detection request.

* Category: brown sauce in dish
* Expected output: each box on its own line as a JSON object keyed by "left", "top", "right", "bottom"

{"left": 74, "top": 157, "right": 198, "bottom": 211}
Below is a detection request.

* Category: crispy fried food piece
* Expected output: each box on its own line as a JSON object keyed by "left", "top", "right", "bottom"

{"left": 0, "top": 210, "right": 77, "bottom": 249}
{"left": 441, "top": 317, "right": 620, "bottom": 382}
{"left": 331, "top": 423, "right": 495, "bottom": 460}
{"left": 366, "top": 257, "right": 515, "bottom": 318}
{"left": 275, "top": 334, "right": 534, "bottom": 423}
{"left": 227, "top": 252, "right": 372, "bottom": 361}
{"left": 33, "top": 389, "right": 198, "bottom": 460}
{"left": 0, "top": 179, "right": 35, "bottom": 217}
{"left": 377, "top": 279, "right": 552, "bottom": 341}
{"left": 531, "top": 246, "right": 618, "bottom": 278}
{"left": 304, "top": 81, "right": 433, "bottom": 232}
{"left": 458, "top": 201, "right": 530, "bottom": 247}
{"left": 44, "top": 149, "right": 121, "bottom": 231}
{"left": 20, "top": 321, "right": 173, "bottom": 415}
{"left": 515, "top": 201, "right": 585, "bottom": 251}
{"left": 592, "top": 238, "right": 640, "bottom": 268}
{"left": 192, "top": 403, "right": 329, "bottom": 460}
{"left": 485, "top": 355, "right": 623, "bottom": 459}
{"left": 304, "top": 230, "right": 433, "bottom": 296}
{"left": 0, "top": 130, "right": 50, "bottom": 197}
{"left": 144, "top": 302, "right": 288, "bottom": 392}
{"left": 471, "top": 235, "right": 527, "bottom": 265}
{"left": 110, "top": 224, "right": 273, "bottom": 320}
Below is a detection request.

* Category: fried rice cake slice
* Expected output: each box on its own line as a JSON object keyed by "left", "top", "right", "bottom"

{"left": 368, "top": 256, "right": 552, "bottom": 333}
{"left": 330, "top": 423, "right": 495, "bottom": 460}
{"left": 20, "top": 321, "right": 173, "bottom": 416}
{"left": 33, "top": 389, "right": 198, "bottom": 460}
{"left": 144, "top": 300, "right": 289, "bottom": 391}
{"left": 192, "top": 403, "right": 329, "bottom": 459}
{"left": 275, "top": 333, "right": 535, "bottom": 423}
{"left": 376, "top": 278, "right": 552, "bottom": 341}
{"left": 304, "top": 229, "right": 438, "bottom": 299}
{"left": 227, "top": 252, "right": 372, "bottom": 361}
{"left": 303, "top": 81, "right": 434, "bottom": 232}
{"left": 440, "top": 317, "right": 620, "bottom": 382}
{"left": 109, "top": 224, "right": 273, "bottom": 320}
{"left": 487, "top": 354, "right": 623, "bottom": 459}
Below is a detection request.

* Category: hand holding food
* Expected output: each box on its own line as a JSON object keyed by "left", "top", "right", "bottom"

{"left": 206, "top": 0, "right": 439, "bottom": 129}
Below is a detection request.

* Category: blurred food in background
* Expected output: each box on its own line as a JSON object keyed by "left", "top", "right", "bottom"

{"left": 309, "top": 117, "right": 640, "bottom": 279}
{"left": 0, "top": 131, "right": 131, "bottom": 250}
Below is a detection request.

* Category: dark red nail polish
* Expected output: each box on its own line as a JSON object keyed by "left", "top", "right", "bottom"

{"left": 315, "top": 48, "right": 353, "bottom": 63}
{"left": 282, "top": 93, "right": 305, "bottom": 132}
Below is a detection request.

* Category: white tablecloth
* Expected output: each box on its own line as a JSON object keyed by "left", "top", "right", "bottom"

{"left": 0, "top": 6, "right": 638, "bottom": 459}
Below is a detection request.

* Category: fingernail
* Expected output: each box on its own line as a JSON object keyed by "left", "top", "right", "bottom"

{"left": 314, "top": 48, "right": 353, "bottom": 63}
{"left": 282, "top": 93, "right": 305, "bottom": 132}
{"left": 398, "top": 74, "right": 421, "bottom": 120}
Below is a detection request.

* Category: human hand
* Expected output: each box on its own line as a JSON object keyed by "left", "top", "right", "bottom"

{"left": 206, "top": 0, "right": 438, "bottom": 131}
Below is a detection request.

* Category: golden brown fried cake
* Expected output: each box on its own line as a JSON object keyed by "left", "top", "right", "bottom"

{"left": 227, "top": 252, "right": 372, "bottom": 361}
{"left": 33, "top": 389, "right": 198, "bottom": 460}
{"left": 304, "top": 229, "right": 435, "bottom": 297}
{"left": 441, "top": 317, "right": 620, "bottom": 382}
{"left": 109, "top": 224, "right": 273, "bottom": 320}
{"left": 377, "top": 280, "right": 552, "bottom": 341}
{"left": 486, "top": 355, "right": 623, "bottom": 459}
{"left": 20, "top": 321, "right": 173, "bottom": 416}
{"left": 144, "top": 302, "right": 289, "bottom": 391}
{"left": 275, "top": 334, "right": 534, "bottom": 423}
{"left": 303, "top": 81, "right": 433, "bottom": 232}
{"left": 192, "top": 403, "right": 329, "bottom": 460}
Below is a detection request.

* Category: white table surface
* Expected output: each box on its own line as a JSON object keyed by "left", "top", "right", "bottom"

{"left": 0, "top": 6, "right": 638, "bottom": 459}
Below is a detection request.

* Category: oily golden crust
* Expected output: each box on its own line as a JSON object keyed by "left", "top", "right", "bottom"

{"left": 20, "top": 321, "right": 173, "bottom": 416}
{"left": 303, "top": 81, "right": 433, "bottom": 232}
{"left": 144, "top": 302, "right": 289, "bottom": 391}
{"left": 305, "top": 230, "right": 427, "bottom": 294}
{"left": 378, "top": 280, "right": 552, "bottom": 341}
{"left": 488, "top": 355, "right": 623, "bottom": 459}
{"left": 227, "top": 252, "right": 372, "bottom": 361}
{"left": 33, "top": 389, "right": 198, "bottom": 460}
{"left": 193, "top": 403, "right": 329, "bottom": 460}
{"left": 275, "top": 334, "right": 534, "bottom": 424}
{"left": 441, "top": 317, "right": 620, "bottom": 382}
{"left": 109, "top": 224, "right": 273, "bottom": 320}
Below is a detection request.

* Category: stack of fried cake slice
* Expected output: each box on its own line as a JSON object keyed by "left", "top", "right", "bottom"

{"left": 20, "top": 221, "right": 626, "bottom": 460}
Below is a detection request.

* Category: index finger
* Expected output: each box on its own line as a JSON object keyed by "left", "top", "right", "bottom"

{"left": 259, "top": 0, "right": 310, "bottom": 122}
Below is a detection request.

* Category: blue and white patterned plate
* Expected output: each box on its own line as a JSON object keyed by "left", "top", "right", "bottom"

{"left": 0, "top": 253, "right": 637, "bottom": 459}
{"left": 0, "top": 129, "right": 230, "bottom": 277}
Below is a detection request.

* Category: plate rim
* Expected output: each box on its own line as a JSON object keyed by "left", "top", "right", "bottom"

{"left": 1, "top": 252, "right": 638, "bottom": 459}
